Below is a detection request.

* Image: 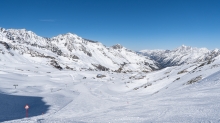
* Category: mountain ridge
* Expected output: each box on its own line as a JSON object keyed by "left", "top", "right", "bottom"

{"left": 140, "top": 45, "right": 220, "bottom": 69}
{"left": 0, "top": 27, "right": 158, "bottom": 72}
{"left": 1, "top": 27, "right": 220, "bottom": 72}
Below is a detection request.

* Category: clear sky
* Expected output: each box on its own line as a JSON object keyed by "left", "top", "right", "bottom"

{"left": 0, "top": 0, "right": 220, "bottom": 51}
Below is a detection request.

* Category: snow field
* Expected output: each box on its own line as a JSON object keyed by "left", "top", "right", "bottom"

{"left": 1, "top": 50, "right": 220, "bottom": 122}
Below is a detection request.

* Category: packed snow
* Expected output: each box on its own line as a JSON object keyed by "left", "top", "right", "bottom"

{"left": 1, "top": 54, "right": 220, "bottom": 122}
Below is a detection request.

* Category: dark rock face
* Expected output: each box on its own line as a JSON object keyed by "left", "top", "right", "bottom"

{"left": 96, "top": 74, "right": 106, "bottom": 78}
{"left": 71, "top": 55, "right": 79, "bottom": 59}
{"left": 83, "top": 38, "right": 98, "bottom": 43}
{"left": 81, "top": 45, "right": 92, "bottom": 57}
{"left": 186, "top": 75, "right": 202, "bottom": 85}
{"left": 92, "top": 64, "right": 109, "bottom": 71}
{"left": 0, "top": 41, "right": 10, "bottom": 49}
{"left": 112, "top": 44, "right": 123, "bottom": 49}
{"left": 115, "top": 62, "right": 127, "bottom": 73}
{"left": 50, "top": 60, "right": 63, "bottom": 70}
{"left": 66, "top": 66, "right": 74, "bottom": 70}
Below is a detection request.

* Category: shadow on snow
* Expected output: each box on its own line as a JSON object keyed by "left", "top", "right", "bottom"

{"left": 0, "top": 92, "right": 49, "bottom": 122}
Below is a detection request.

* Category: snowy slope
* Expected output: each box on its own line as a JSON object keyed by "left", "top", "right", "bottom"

{"left": 1, "top": 45, "right": 220, "bottom": 122}
{"left": 1, "top": 27, "right": 220, "bottom": 123}
{"left": 0, "top": 27, "right": 157, "bottom": 72}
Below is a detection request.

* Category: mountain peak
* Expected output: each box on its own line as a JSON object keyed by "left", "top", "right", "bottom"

{"left": 111, "top": 44, "right": 124, "bottom": 49}
{"left": 174, "top": 45, "right": 193, "bottom": 53}
{"left": 52, "top": 32, "right": 81, "bottom": 41}
{"left": 181, "top": 44, "right": 186, "bottom": 47}
{"left": 0, "top": 27, "right": 5, "bottom": 32}
{"left": 213, "top": 48, "right": 220, "bottom": 52}
{"left": 54, "top": 32, "right": 78, "bottom": 38}
{"left": 178, "top": 44, "right": 191, "bottom": 49}
{"left": 65, "top": 32, "right": 76, "bottom": 36}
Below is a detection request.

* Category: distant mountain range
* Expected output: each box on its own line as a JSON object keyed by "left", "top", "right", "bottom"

{"left": 1, "top": 27, "right": 220, "bottom": 72}
{"left": 139, "top": 45, "right": 220, "bottom": 69}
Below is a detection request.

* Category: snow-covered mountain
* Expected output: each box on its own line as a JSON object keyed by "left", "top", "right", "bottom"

{"left": 1, "top": 42, "right": 220, "bottom": 122}
{"left": 2, "top": 27, "right": 220, "bottom": 122}
{"left": 0, "top": 27, "right": 158, "bottom": 72}
{"left": 139, "top": 45, "right": 220, "bottom": 68}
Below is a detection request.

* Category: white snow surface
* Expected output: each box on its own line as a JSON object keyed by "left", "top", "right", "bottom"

{"left": 1, "top": 28, "right": 220, "bottom": 122}
{"left": 1, "top": 48, "right": 220, "bottom": 123}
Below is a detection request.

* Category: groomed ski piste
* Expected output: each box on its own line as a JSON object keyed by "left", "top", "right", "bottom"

{"left": 1, "top": 55, "right": 220, "bottom": 123}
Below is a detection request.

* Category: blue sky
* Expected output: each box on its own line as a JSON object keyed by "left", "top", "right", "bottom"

{"left": 0, "top": 0, "right": 220, "bottom": 50}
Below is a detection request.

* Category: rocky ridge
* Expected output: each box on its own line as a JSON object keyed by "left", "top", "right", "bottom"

{"left": 0, "top": 27, "right": 158, "bottom": 72}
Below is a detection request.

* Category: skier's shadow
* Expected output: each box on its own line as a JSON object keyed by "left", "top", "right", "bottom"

{"left": 0, "top": 92, "right": 49, "bottom": 122}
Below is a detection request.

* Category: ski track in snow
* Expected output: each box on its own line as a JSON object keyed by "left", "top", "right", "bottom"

{"left": 1, "top": 62, "right": 220, "bottom": 123}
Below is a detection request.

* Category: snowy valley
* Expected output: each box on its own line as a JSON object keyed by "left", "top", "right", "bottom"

{"left": 1, "top": 28, "right": 220, "bottom": 123}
